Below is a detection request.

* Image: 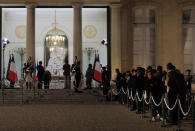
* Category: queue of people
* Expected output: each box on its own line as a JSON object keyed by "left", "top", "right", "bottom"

{"left": 113, "top": 63, "right": 192, "bottom": 125}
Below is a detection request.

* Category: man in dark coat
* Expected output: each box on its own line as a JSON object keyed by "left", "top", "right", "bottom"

{"left": 147, "top": 69, "right": 163, "bottom": 121}
{"left": 63, "top": 59, "right": 71, "bottom": 89}
{"left": 85, "top": 64, "right": 93, "bottom": 89}
{"left": 37, "top": 61, "right": 44, "bottom": 89}
{"left": 102, "top": 66, "right": 110, "bottom": 95}
{"left": 115, "top": 68, "right": 122, "bottom": 93}
{"left": 74, "top": 61, "right": 82, "bottom": 92}
{"left": 165, "top": 63, "right": 178, "bottom": 125}
{"left": 185, "top": 69, "right": 192, "bottom": 96}
{"left": 43, "top": 70, "right": 51, "bottom": 89}
{"left": 136, "top": 67, "right": 145, "bottom": 114}
{"left": 128, "top": 69, "right": 137, "bottom": 111}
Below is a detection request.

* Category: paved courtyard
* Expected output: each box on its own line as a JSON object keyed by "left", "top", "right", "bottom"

{"left": 0, "top": 104, "right": 192, "bottom": 131}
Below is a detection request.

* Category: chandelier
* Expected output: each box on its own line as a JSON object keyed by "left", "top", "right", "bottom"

{"left": 45, "top": 9, "right": 66, "bottom": 49}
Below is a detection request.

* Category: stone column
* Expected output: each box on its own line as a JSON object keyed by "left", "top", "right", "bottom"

{"left": 121, "top": 4, "right": 133, "bottom": 72}
{"left": 73, "top": 3, "right": 82, "bottom": 65}
{"left": 110, "top": 4, "right": 121, "bottom": 79}
{"left": 26, "top": 3, "right": 36, "bottom": 67}
{"left": 156, "top": 3, "right": 183, "bottom": 71}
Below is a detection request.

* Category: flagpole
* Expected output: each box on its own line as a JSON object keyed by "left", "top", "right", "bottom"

{"left": 2, "top": 44, "right": 6, "bottom": 104}
{"left": 2, "top": 38, "right": 10, "bottom": 104}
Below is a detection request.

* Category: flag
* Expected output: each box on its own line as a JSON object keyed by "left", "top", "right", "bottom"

{"left": 34, "top": 60, "right": 38, "bottom": 81}
{"left": 7, "top": 54, "right": 18, "bottom": 83}
{"left": 93, "top": 53, "right": 102, "bottom": 83}
{"left": 6, "top": 55, "right": 11, "bottom": 81}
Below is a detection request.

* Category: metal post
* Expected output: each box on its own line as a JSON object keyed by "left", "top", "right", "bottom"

{"left": 161, "top": 94, "right": 166, "bottom": 127}
{"left": 127, "top": 89, "right": 129, "bottom": 108}
{"left": 142, "top": 90, "right": 145, "bottom": 118}
{"left": 2, "top": 47, "right": 5, "bottom": 104}
{"left": 110, "top": 86, "right": 113, "bottom": 102}
{"left": 176, "top": 95, "right": 181, "bottom": 131}
{"left": 193, "top": 95, "right": 195, "bottom": 131}
{"left": 149, "top": 92, "right": 153, "bottom": 122}
{"left": 136, "top": 90, "right": 139, "bottom": 114}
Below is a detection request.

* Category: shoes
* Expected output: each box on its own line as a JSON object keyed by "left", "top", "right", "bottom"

{"left": 151, "top": 117, "right": 156, "bottom": 122}
{"left": 130, "top": 108, "right": 136, "bottom": 111}
{"left": 160, "top": 117, "right": 163, "bottom": 121}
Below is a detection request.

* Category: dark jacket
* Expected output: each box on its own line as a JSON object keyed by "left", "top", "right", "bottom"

{"left": 63, "top": 63, "right": 71, "bottom": 76}
{"left": 43, "top": 70, "right": 51, "bottom": 83}
{"left": 85, "top": 67, "right": 93, "bottom": 80}
{"left": 102, "top": 70, "right": 110, "bottom": 85}
{"left": 37, "top": 65, "right": 44, "bottom": 80}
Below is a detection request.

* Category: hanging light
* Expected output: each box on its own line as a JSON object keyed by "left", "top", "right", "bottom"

{"left": 45, "top": 9, "right": 66, "bottom": 49}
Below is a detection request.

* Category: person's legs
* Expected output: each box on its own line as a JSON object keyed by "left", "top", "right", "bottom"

{"left": 167, "top": 92, "right": 177, "bottom": 124}
{"left": 67, "top": 76, "right": 70, "bottom": 89}
{"left": 152, "top": 104, "right": 157, "bottom": 120}
{"left": 64, "top": 76, "right": 66, "bottom": 88}
{"left": 89, "top": 79, "right": 92, "bottom": 89}
{"left": 26, "top": 82, "right": 29, "bottom": 89}
{"left": 75, "top": 78, "right": 81, "bottom": 92}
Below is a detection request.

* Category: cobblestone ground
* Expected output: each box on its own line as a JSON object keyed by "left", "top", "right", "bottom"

{"left": 0, "top": 104, "right": 192, "bottom": 131}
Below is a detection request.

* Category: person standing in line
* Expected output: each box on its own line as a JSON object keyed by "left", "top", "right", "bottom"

{"left": 74, "top": 61, "right": 82, "bottom": 92}
{"left": 128, "top": 69, "right": 137, "bottom": 111}
{"left": 63, "top": 59, "right": 71, "bottom": 89}
{"left": 165, "top": 63, "right": 178, "bottom": 125}
{"left": 185, "top": 69, "right": 192, "bottom": 96}
{"left": 85, "top": 64, "right": 93, "bottom": 89}
{"left": 37, "top": 61, "right": 44, "bottom": 89}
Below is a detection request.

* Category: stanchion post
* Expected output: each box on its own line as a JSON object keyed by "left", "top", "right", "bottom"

{"left": 193, "top": 94, "right": 195, "bottom": 131}
{"left": 142, "top": 90, "right": 145, "bottom": 118}
{"left": 127, "top": 89, "right": 129, "bottom": 108}
{"left": 176, "top": 94, "right": 181, "bottom": 131}
{"left": 2, "top": 47, "right": 5, "bottom": 104}
{"left": 149, "top": 92, "right": 153, "bottom": 121}
{"left": 161, "top": 94, "right": 166, "bottom": 127}
{"left": 20, "top": 80, "right": 24, "bottom": 104}
{"left": 111, "top": 86, "right": 113, "bottom": 102}
{"left": 136, "top": 90, "right": 139, "bottom": 113}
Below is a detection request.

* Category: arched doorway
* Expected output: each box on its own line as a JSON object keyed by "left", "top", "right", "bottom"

{"left": 44, "top": 28, "right": 68, "bottom": 76}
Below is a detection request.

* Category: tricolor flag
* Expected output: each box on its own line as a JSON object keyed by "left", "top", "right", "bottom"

{"left": 7, "top": 54, "right": 18, "bottom": 83}
{"left": 93, "top": 53, "right": 102, "bottom": 83}
{"left": 34, "top": 60, "right": 39, "bottom": 81}
{"left": 6, "top": 55, "right": 11, "bottom": 80}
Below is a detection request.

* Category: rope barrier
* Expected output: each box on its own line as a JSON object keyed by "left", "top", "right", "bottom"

{"left": 144, "top": 96, "right": 152, "bottom": 105}
{"left": 178, "top": 98, "right": 192, "bottom": 116}
{"left": 111, "top": 88, "right": 122, "bottom": 96}
{"left": 122, "top": 88, "right": 127, "bottom": 95}
{"left": 151, "top": 96, "right": 163, "bottom": 107}
{"left": 136, "top": 91, "right": 144, "bottom": 102}
{"left": 127, "top": 89, "right": 131, "bottom": 99}
{"left": 111, "top": 86, "right": 193, "bottom": 117}
{"left": 131, "top": 89, "right": 136, "bottom": 101}
{"left": 163, "top": 98, "right": 178, "bottom": 111}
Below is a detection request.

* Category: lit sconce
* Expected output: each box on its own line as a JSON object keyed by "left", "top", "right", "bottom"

{"left": 84, "top": 47, "right": 96, "bottom": 61}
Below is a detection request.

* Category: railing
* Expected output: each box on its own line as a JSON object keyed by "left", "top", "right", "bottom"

{"left": 110, "top": 86, "right": 195, "bottom": 131}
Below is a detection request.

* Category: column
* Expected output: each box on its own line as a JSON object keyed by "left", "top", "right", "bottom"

{"left": 121, "top": 4, "right": 133, "bottom": 72}
{"left": 156, "top": 5, "right": 183, "bottom": 71}
{"left": 26, "top": 3, "right": 36, "bottom": 68}
{"left": 110, "top": 4, "right": 121, "bottom": 79}
{"left": 73, "top": 3, "right": 82, "bottom": 64}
